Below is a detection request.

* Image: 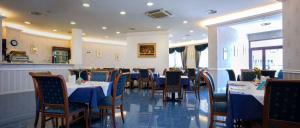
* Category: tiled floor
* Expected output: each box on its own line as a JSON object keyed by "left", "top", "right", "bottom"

{"left": 1, "top": 87, "right": 211, "bottom": 128}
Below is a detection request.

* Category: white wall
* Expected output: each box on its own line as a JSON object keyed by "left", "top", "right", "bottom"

{"left": 5, "top": 27, "right": 70, "bottom": 63}
{"left": 208, "top": 26, "right": 249, "bottom": 91}
{"left": 82, "top": 42, "right": 126, "bottom": 68}
{"left": 126, "top": 31, "right": 169, "bottom": 74}
{"left": 282, "top": 0, "right": 300, "bottom": 79}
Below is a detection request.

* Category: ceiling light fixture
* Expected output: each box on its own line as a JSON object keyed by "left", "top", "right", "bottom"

{"left": 189, "top": 30, "right": 194, "bottom": 33}
{"left": 105, "top": 36, "right": 109, "bottom": 38}
{"left": 102, "top": 26, "right": 107, "bottom": 30}
{"left": 70, "top": 21, "right": 76, "bottom": 25}
{"left": 199, "top": 2, "right": 282, "bottom": 27}
{"left": 116, "top": 31, "right": 120, "bottom": 34}
{"left": 206, "top": 10, "right": 217, "bottom": 14}
{"left": 169, "top": 34, "right": 173, "bottom": 38}
{"left": 146, "top": 2, "right": 154, "bottom": 7}
{"left": 82, "top": 33, "right": 86, "bottom": 36}
{"left": 52, "top": 29, "right": 57, "bottom": 32}
{"left": 156, "top": 26, "right": 161, "bottom": 29}
{"left": 120, "top": 11, "right": 126, "bottom": 15}
{"left": 24, "top": 21, "right": 31, "bottom": 25}
{"left": 82, "top": 3, "right": 90, "bottom": 8}
{"left": 261, "top": 22, "right": 271, "bottom": 26}
{"left": 183, "top": 20, "right": 188, "bottom": 24}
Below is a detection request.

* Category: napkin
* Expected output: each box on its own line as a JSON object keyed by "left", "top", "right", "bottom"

{"left": 256, "top": 81, "right": 266, "bottom": 90}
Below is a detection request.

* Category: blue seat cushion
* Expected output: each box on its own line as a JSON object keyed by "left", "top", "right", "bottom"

{"left": 213, "top": 102, "right": 227, "bottom": 113}
{"left": 45, "top": 102, "right": 87, "bottom": 114}
{"left": 98, "top": 96, "right": 123, "bottom": 106}
{"left": 213, "top": 92, "right": 227, "bottom": 102}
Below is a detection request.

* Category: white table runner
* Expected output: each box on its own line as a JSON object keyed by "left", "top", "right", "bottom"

{"left": 228, "top": 81, "right": 265, "bottom": 105}
{"left": 66, "top": 81, "right": 111, "bottom": 97}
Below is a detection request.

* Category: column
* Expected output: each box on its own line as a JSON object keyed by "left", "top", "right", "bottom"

{"left": 70, "top": 28, "right": 83, "bottom": 65}
{"left": 0, "top": 16, "right": 3, "bottom": 61}
{"left": 282, "top": 0, "right": 300, "bottom": 79}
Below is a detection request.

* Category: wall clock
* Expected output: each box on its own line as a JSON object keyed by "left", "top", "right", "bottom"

{"left": 10, "top": 40, "right": 18, "bottom": 46}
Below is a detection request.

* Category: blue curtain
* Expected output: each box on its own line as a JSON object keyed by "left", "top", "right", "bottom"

{"left": 169, "top": 46, "right": 185, "bottom": 54}
{"left": 195, "top": 44, "right": 208, "bottom": 68}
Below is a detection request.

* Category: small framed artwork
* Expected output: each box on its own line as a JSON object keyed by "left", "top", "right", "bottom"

{"left": 223, "top": 48, "right": 228, "bottom": 60}
{"left": 138, "top": 43, "right": 156, "bottom": 58}
{"left": 96, "top": 50, "right": 102, "bottom": 58}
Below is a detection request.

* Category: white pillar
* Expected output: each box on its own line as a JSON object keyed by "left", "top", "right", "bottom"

{"left": 282, "top": 0, "right": 300, "bottom": 79}
{"left": 0, "top": 16, "right": 3, "bottom": 61}
{"left": 70, "top": 29, "right": 83, "bottom": 65}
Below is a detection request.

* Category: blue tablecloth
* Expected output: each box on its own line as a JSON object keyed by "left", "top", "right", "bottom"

{"left": 226, "top": 92, "right": 263, "bottom": 128}
{"left": 130, "top": 72, "right": 159, "bottom": 80}
{"left": 156, "top": 76, "right": 190, "bottom": 87}
{"left": 68, "top": 82, "right": 113, "bottom": 110}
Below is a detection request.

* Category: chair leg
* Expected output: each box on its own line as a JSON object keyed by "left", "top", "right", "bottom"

{"left": 34, "top": 110, "right": 39, "bottom": 127}
{"left": 85, "top": 110, "right": 89, "bottom": 128}
{"left": 120, "top": 104, "right": 125, "bottom": 123}
{"left": 61, "top": 118, "right": 64, "bottom": 127}
{"left": 41, "top": 114, "right": 46, "bottom": 128}
{"left": 112, "top": 107, "right": 116, "bottom": 128}
{"left": 65, "top": 117, "right": 70, "bottom": 128}
{"left": 55, "top": 118, "right": 58, "bottom": 128}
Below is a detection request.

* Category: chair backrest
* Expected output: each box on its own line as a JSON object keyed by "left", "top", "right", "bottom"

{"left": 103, "top": 68, "right": 115, "bottom": 70}
{"left": 196, "top": 70, "right": 206, "bottom": 86}
{"left": 132, "top": 68, "right": 139, "bottom": 72}
{"left": 277, "top": 70, "right": 284, "bottom": 80}
{"left": 139, "top": 69, "right": 149, "bottom": 79}
{"left": 110, "top": 70, "right": 119, "bottom": 82}
{"left": 163, "top": 68, "right": 167, "bottom": 76}
{"left": 264, "top": 79, "right": 300, "bottom": 128}
{"left": 29, "top": 71, "right": 52, "bottom": 107}
{"left": 202, "top": 72, "right": 215, "bottom": 113}
{"left": 120, "top": 68, "right": 130, "bottom": 73}
{"left": 165, "top": 71, "right": 181, "bottom": 87}
{"left": 261, "top": 70, "right": 276, "bottom": 78}
{"left": 69, "top": 69, "right": 89, "bottom": 81}
{"left": 204, "top": 71, "right": 216, "bottom": 92}
{"left": 112, "top": 73, "right": 129, "bottom": 98}
{"left": 31, "top": 74, "right": 69, "bottom": 113}
{"left": 91, "top": 71, "right": 109, "bottom": 82}
{"left": 148, "top": 68, "right": 155, "bottom": 73}
{"left": 226, "top": 69, "right": 236, "bottom": 81}
{"left": 187, "top": 68, "right": 196, "bottom": 79}
{"left": 241, "top": 69, "right": 256, "bottom": 81}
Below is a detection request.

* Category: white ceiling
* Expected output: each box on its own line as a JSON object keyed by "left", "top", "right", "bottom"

{"left": 230, "top": 13, "right": 282, "bottom": 34}
{"left": 0, "top": 0, "right": 276, "bottom": 43}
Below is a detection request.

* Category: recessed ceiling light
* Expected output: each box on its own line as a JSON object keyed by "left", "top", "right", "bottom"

{"left": 24, "top": 21, "right": 31, "bottom": 25}
{"left": 82, "top": 3, "right": 90, "bottom": 8}
{"left": 146, "top": 2, "right": 154, "bottom": 7}
{"left": 202, "top": 34, "right": 206, "bottom": 37}
{"left": 182, "top": 37, "right": 186, "bottom": 40}
{"left": 102, "top": 26, "right": 107, "bottom": 30}
{"left": 120, "top": 11, "right": 126, "bottom": 15}
{"left": 52, "top": 29, "right": 57, "bottom": 32}
{"left": 183, "top": 20, "right": 188, "bottom": 24}
{"left": 105, "top": 36, "right": 109, "bottom": 38}
{"left": 156, "top": 26, "right": 161, "bottom": 29}
{"left": 82, "top": 33, "right": 86, "bottom": 36}
{"left": 70, "top": 21, "right": 76, "bottom": 25}
{"left": 116, "top": 31, "right": 121, "bottom": 34}
{"left": 207, "top": 9, "right": 218, "bottom": 14}
{"left": 261, "top": 22, "right": 271, "bottom": 26}
{"left": 189, "top": 30, "right": 194, "bottom": 33}
{"left": 169, "top": 34, "right": 173, "bottom": 38}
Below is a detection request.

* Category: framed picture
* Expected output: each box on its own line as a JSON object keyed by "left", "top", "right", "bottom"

{"left": 138, "top": 43, "right": 156, "bottom": 57}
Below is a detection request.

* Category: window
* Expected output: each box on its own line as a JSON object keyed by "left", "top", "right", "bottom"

{"left": 169, "top": 51, "right": 183, "bottom": 68}
{"left": 198, "top": 48, "right": 208, "bottom": 68}
{"left": 249, "top": 38, "right": 283, "bottom": 71}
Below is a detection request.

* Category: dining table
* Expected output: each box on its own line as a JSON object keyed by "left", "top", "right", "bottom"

{"left": 67, "top": 81, "right": 113, "bottom": 111}
{"left": 226, "top": 81, "right": 265, "bottom": 128}
{"left": 156, "top": 75, "right": 190, "bottom": 101}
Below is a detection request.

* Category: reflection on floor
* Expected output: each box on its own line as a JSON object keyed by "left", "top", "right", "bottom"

{"left": 0, "top": 88, "right": 210, "bottom": 128}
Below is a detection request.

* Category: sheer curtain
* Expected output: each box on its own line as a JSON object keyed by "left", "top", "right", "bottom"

{"left": 169, "top": 47, "right": 186, "bottom": 68}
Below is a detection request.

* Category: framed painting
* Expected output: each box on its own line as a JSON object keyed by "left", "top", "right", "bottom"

{"left": 138, "top": 43, "right": 156, "bottom": 57}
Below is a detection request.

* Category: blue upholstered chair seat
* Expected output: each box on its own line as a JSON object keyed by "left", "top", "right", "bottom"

{"left": 213, "top": 102, "right": 227, "bottom": 113}
{"left": 45, "top": 102, "right": 87, "bottom": 114}
{"left": 98, "top": 96, "right": 123, "bottom": 106}
{"left": 213, "top": 93, "right": 227, "bottom": 102}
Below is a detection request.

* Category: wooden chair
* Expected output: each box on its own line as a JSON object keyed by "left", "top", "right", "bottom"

{"left": 29, "top": 71, "right": 56, "bottom": 128}
{"left": 138, "top": 69, "right": 150, "bottom": 89}
{"left": 261, "top": 70, "right": 276, "bottom": 78}
{"left": 151, "top": 71, "right": 163, "bottom": 98}
{"left": 132, "top": 68, "right": 139, "bottom": 72}
{"left": 263, "top": 79, "right": 300, "bottom": 128}
{"left": 119, "top": 68, "right": 132, "bottom": 88}
{"left": 204, "top": 71, "right": 227, "bottom": 102}
{"left": 31, "top": 74, "right": 88, "bottom": 128}
{"left": 98, "top": 73, "right": 129, "bottom": 128}
{"left": 163, "top": 68, "right": 167, "bottom": 76}
{"left": 241, "top": 69, "right": 256, "bottom": 81}
{"left": 109, "top": 69, "right": 119, "bottom": 82}
{"left": 69, "top": 69, "right": 89, "bottom": 81}
{"left": 164, "top": 71, "right": 182, "bottom": 101}
{"left": 226, "top": 69, "right": 236, "bottom": 81}
{"left": 203, "top": 72, "right": 227, "bottom": 128}
{"left": 91, "top": 71, "right": 109, "bottom": 82}
{"left": 148, "top": 68, "right": 155, "bottom": 73}
{"left": 184, "top": 68, "right": 201, "bottom": 100}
